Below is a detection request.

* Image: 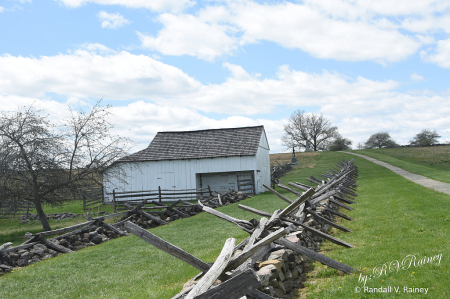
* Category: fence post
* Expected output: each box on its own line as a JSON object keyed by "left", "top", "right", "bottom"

{"left": 208, "top": 185, "right": 212, "bottom": 197}
{"left": 101, "top": 185, "right": 105, "bottom": 205}
{"left": 113, "top": 189, "right": 117, "bottom": 213}
{"left": 82, "top": 193, "right": 87, "bottom": 213}
{"left": 158, "top": 186, "right": 162, "bottom": 203}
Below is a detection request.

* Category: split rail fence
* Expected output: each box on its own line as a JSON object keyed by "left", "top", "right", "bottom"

{"left": 1, "top": 158, "right": 359, "bottom": 299}
{"left": 0, "top": 200, "right": 33, "bottom": 220}
{"left": 271, "top": 162, "right": 293, "bottom": 188}
{"left": 111, "top": 187, "right": 213, "bottom": 213}
{"left": 125, "top": 158, "right": 359, "bottom": 298}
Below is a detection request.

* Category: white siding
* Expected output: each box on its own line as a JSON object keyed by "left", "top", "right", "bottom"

{"left": 103, "top": 128, "right": 271, "bottom": 201}
{"left": 103, "top": 155, "right": 257, "bottom": 202}
{"left": 255, "top": 131, "right": 271, "bottom": 194}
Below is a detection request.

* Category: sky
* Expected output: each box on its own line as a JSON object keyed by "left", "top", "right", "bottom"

{"left": 1, "top": 0, "right": 450, "bottom": 154}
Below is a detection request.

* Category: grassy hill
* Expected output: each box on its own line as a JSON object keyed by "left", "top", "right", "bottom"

{"left": 1, "top": 151, "right": 449, "bottom": 298}
{"left": 349, "top": 146, "right": 450, "bottom": 183}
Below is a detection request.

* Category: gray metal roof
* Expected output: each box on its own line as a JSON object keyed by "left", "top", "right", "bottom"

{"left": 118, "top": 126, "right": 265, "bottom": 162}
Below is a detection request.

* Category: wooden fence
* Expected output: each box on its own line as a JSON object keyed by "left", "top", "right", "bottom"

{"left": 0, "top": 200, "right": 33, "bottom": 220}
{"left": 1, "top": 158, "right": 359, "bottom": 298}
{"left": 125, "top": 158, "right": 359, "bottom": 298}
{"left": 111, "top": 186, "right": 213, "bottom": 213}
{"left": 271, "top": 162, "right": 293, "bottom": 188}
{"left": 81, "top": 187, "right": 104, "bottom": 213}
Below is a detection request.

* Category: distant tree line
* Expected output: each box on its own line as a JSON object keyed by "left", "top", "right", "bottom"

{"left": 282, "top": 110, "right": 444, "bottom": 152}
{"left": 362, "top": 129, "right": 442, "bottom": 149}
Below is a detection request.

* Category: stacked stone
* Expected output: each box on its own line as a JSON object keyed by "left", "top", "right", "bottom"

{"left": 199, "top": 190, "right": 249, "bottom": 208}
{"left": 124, "top": 206, "right": 202, "bottom": 229}
{"left": 125, "top": 214, "right": 164, "bottom": 229}
{"left": 243, "top": 199, "right": 336, "bottom": 299}
{"left": 20, "top": 212, "right": 82, "bottom": 223}
{"left": 55, "top": 226, "right": 118, "bottom": 251}
{"left": 0, "top": 244, "right": 60, "bottom": 271}
{"left": 0, "top": 225, "right": 120, "bottom": 272}
{"left": 254, "top": 247, "right": 310, "bottom": 298}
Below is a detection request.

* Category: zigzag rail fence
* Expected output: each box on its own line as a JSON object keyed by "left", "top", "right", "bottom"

{"left": 271, "top": 162, "right": 293, "bottom": 189}
{"left": 1, "top": 158, "right": 359, "bottom": 299}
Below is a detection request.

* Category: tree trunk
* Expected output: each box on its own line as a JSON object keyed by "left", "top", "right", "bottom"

{"left": 34, "top": 199, "right": 51, "bottom": 231}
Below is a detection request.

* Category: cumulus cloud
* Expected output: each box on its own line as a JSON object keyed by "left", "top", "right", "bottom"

{"left": 0, "top": 6, "right": 4, "bottom": 13}
{"left": 1, "top": 49, "right": 450, "bottom": 151}
{"left": 137, "top": 13, "right": 237, "bottom": 61}
{"left": 421, "top": 39, "right": 450, "bottom": 68}
{"left": 57, "top": 0, "right": 194, "bottom": 12}
{"left": 137, "top": 0, "right": 423, "bottom": 63}
{"left": 0, "top": 46, "right": 201, "bottom": 100}
{"left": 232, "top": 1, "right": 420, "bottom": 63}
{"left": 97, "top": 11, "right": 130, "bottom": 29}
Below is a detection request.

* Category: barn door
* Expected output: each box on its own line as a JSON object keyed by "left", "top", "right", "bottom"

{"left": 199, "top": 172, "right": 236, "bottom": 194}
{"left": 237, "top": 171, "right": 255, "bottom": 195}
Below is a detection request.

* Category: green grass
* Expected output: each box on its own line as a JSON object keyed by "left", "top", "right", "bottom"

{"left": 0, "top": 154, "right": 323, "bottom": 298}
{"left": 1, "top": 151, "right": 449, "bottom": 298}
{"left": 349, "top": 147, "right": 450, "bottom": 183}
{"left": 302, "top": 153, "right": 450, "bottom": 299}
{"left": 0, "top": 201, "right": 116, "bottom": 247}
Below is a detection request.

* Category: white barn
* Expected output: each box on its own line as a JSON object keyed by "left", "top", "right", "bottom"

{"left": 103, "top": 126, "right": 270, "bottom": 202}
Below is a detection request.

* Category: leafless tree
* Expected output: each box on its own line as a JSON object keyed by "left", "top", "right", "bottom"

{"left": 282, "top": 110, "right": 339, "bottom": 151}
{"left": 0, "top": 101, "right": 132, "bottom": 231}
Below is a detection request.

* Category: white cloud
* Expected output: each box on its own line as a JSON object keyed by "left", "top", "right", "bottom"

{"left": 0, "top": 46, "right": 201, "bottom": 100}
{"left": 97, "top": 11, "right": 130, "bottom": 29}
{"left": 137, "top": 13, "right": 237, "bottom": 61}
{"left": 421, "top": 39, "right": 450, "bottom": 68}
{"left": 1, "top": 49, "right": 450, "bottom": 151}
{"left": 0, "top": 6, "right": 4, "bottom": 12}
{"left": 233, "top": 1, "right": 420, "bottom": 63}
{"left": 308, "top": 0, "right": 450, "bottom": 17}
{"left": 410, "top": 72, "right": 425, "bottom": 81}
{"left": 58, "top": 0, "right": 194, "bottom": 13}
{"left": 139, "top": 1, "right": 421, "bottom": 63}
{"left": 79, "top": 43, "right": 115, "bottom": 53}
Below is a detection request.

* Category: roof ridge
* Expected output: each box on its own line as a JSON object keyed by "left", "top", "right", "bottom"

{"left": 117, "top": 126, "right": 265, "bottom": 163}
{"left": 159, "top": 125, "right": 263, "bottom": 134}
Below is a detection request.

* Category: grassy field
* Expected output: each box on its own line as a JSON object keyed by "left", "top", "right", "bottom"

{"left": 0, "top": 201, "right": 116, "bottom": 247}
{"left": 350, "top": 146, "right": 450, "bottom": 183}
{"left": 270, "top": 151, "right": 320, "bottom": 168}
{"left": 0, "top": 151, "right": 449, "bottom": 298}
{"left": 302, "top": 152, "right": 449, "bottom": 298}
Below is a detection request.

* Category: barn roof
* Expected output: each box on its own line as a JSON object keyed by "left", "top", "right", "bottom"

{"left": 118, "top": 126, "right": 267, "bottom": 162}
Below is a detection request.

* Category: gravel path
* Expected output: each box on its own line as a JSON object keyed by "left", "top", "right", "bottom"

{"left": 340, "top": 151, "right": 450, "bottom": 195}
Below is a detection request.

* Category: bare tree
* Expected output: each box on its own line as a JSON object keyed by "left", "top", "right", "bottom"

{"left": 356, "top": 143, "right": 364, "bottom": 150}
{"left": 364, "top": 132, "right": 398, "bottom": 149}
{"left": 282, "top": 110, "right": 338, "bottom": 151}
{"left": 0, "top": 102, "right": 131, "bottom": 231}
{"left": 409, "top": 129, "right": 440, "bottom": 147}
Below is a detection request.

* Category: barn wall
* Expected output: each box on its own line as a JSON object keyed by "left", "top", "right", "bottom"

{"left": 255, "top": 131, "right": 271, "bottom": 194}
{"left": 103, "top": 155, "right": 257, "bottom": 202}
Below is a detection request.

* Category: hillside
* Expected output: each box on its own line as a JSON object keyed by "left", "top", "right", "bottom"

{"left": 350, "top": 146, "right": 450, "bottom": 183}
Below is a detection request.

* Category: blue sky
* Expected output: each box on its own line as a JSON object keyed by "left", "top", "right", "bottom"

{"left": 1, "top": 0, "right": 450, "bottom": 153}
